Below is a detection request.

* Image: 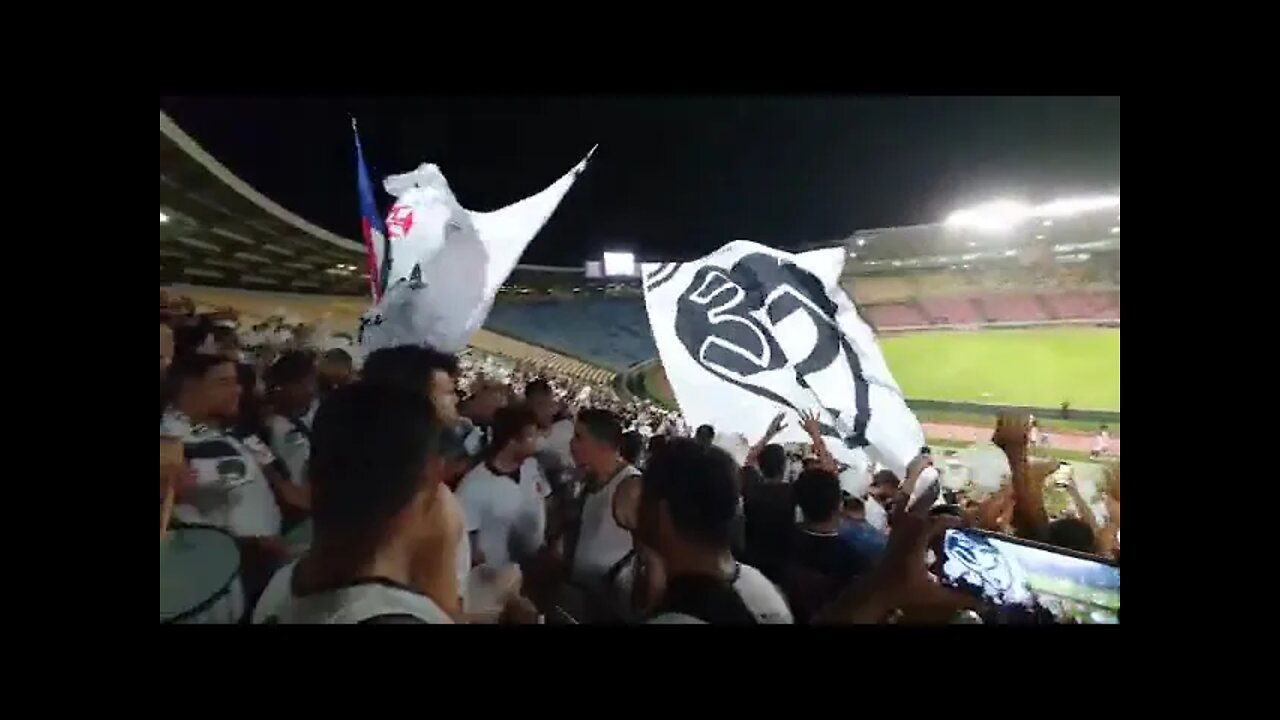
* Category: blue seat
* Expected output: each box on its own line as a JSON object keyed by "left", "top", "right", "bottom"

{"left": 485, "top": 297, "right": 657, "bottom": 370}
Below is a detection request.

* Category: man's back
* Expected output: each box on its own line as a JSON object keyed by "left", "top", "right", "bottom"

{"left": 790, "top": 528, "right": 869, "bottom": 586}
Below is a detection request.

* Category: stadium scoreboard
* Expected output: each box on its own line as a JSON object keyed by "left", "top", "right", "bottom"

{"left": 585, "top": 251, "right": 639, "bottom": 279}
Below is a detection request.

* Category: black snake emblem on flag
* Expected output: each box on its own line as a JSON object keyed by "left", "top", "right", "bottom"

{"left": 673, "top": 252, "right": 870, "bottom": 449}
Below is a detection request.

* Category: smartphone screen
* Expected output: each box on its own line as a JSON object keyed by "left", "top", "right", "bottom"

{"left": 935, "top": 528, "right": 1119, "bottom": 624}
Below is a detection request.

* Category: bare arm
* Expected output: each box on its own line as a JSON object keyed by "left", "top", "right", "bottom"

{"left": 995, "top": 412, "right": 1049, "bottom": 540}
{"left": 814, "top": 492, "right": 976, "bottom": 625}
{"left": 612, "top": 474, "right": 642, "bottom": 532}
{"left": 744, "top": 413, "right": 787, "bottom": 468}
{"left": 1096, "top": 466, "right": 1121, "bottom": 557}
{"left": 799, "top": 410, "right": 838, "bottom": 474}
{"left": 1063, "top": 472, "right": 1099, "bottom": 535}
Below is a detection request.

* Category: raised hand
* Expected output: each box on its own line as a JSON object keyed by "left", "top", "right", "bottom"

{"left": 878, "top": 508, "right": 979, "bottom": 623}
{"left": 993, "top": 410, "right": 1031, "bottom": 459}
{"left": 900, "top": 452, "right": 935, "bottom": 503}
{"left": 816, "top": 489, "right": 978, "bottom": 624}
{"left": 765, "top": 412, "right": 788, "bottom": 438}
{"left": 798, "top": 409, "right": 823, "bottom": 439}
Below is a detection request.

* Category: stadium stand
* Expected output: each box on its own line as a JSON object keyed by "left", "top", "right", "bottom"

{"left": 851, "top": 275, "right": 917, "bottom": 305}
{"left": 919, "top": 296, "right": 983, "bottom": 325}
{"left": 171, "top": 284, "right": 368, "bottom": 328}
{"left": 162, "top": 107, "right": 1119, "bottom": 394}
{"left": 160, "top": 111, "right": 367, "bottom": 296}
{"left": 468, "top": 328, "right": 616, "bottom": 384}
{"left": 915, "top": 272, "right": 977, "bottom": 298}
{"left": 484, "top": 296, "right": 656, "bottom": 371}
{"left": 1041, "top": 290, "right": 1120, "bottom": 321}
{"left": 976, "top": 293, "right": 1048, "bottom": 323}
{"left": 169, "top": 284, "right": 618, "bottom": 384}
{"left": 866, "top": 302, "right": 929, "bottom": 329}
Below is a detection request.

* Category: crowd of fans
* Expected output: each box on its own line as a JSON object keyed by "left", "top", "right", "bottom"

{"left": 160, "top": 291, "right": 1120, "bottom": 625}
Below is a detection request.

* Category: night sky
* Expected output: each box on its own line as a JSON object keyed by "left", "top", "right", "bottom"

{"left": 159, "top": 96, "right": 1120, "bottom": 265}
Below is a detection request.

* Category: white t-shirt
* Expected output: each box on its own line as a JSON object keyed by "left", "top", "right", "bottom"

{"left": 456, "top": 458, "right": 550, "bottom": 568}
{"left": 458, "top": 420, "right": 489, "bottom": 459}
{"left": 863, "top": 496, "right": 889, "bottom": 533}
{"left": 734, "top": 563, "right": 794, "bottom": 624}
{"left": 161, "top": 410, "right": 282, "bottom": 538}
{"left": 266, "top": 414, "right": 310, "bottom": 487}
{"left": 536, "top": 419, "right": 576, "bottom": 471}
{"left": 646, "top": 563, "right": 794, "bottom": 625}
{"left": 253, "top": 560, "right": 454, "bottom": 624}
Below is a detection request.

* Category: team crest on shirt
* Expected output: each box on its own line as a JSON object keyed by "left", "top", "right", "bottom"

{"left": 217, "top": 458, "right": 248, "bottom": 483}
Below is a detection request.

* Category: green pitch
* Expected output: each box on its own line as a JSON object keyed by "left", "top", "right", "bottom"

{"left": 879, "top": 327, "right": 1120, "bottom": 412}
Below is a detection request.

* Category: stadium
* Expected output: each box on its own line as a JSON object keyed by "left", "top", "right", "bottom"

{"left": 161, "top": 109, "right": 1119, "bottom": 447}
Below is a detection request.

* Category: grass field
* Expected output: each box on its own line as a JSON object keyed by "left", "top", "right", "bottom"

{"left": 641, "top": 326, "right": 1120, "bottom": 431}
{"left": 880, "top": 327, "right": 1120, "bottom": 412}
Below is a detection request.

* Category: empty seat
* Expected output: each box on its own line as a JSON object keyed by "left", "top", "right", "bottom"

{"left": 976, "top": 294, "right": 1047, "bottom": 323}
{"left": 865, "top": 303, "right": 928, "bottom": 328}
{"left": 918, "top": 296, "right": 982, "bottom": 325}
{"left": 1041, "top": 291, "right": 1120, "bottom": 321}
{"left": 484, "top": 296, "right": 657, "bottom": 370}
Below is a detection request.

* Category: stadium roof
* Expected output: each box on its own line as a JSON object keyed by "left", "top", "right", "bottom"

{"left": 160, "top": 111, "right": 594, "bottom": 295}
{"left": 160, "top": 111, "right": 369, "bottom": 295}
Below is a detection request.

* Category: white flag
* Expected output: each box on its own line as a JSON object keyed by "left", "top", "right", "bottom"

{"left": 359, "top": 146, "right": 597, "bottom": 354}
{"left": 641, "top": 240, "right": 925, "bottom": 480}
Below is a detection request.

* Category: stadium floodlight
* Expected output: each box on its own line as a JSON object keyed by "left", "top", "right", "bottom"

{"left": 857, "top": 238, "right": 867, "bottom": 247}
{"left": 602, "top": 251, "right": 637, "bottom": 277}
{"left": 946, "top": 194, "right": 1120, "bottom": 232}
{"left": 160, "top": 211, "right": 170, "bottom": 224}
{"left": 944, "top": 199, "right": 1032, "bottom": 232}
{"left": 1035, "top": 195, "right": 1120, "bottom": 219}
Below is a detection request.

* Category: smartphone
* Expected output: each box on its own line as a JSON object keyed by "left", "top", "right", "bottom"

{"left": 933, "top": 528, "right": 1119, "bottom": 624}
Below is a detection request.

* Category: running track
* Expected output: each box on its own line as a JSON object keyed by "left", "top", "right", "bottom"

{"left": 922, "top": 423, "right": 1121, "bottom": 455}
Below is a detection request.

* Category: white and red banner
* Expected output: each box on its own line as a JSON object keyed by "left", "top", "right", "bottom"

{"left": 359, "top": 147, "right": 596, "bottom": 354}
